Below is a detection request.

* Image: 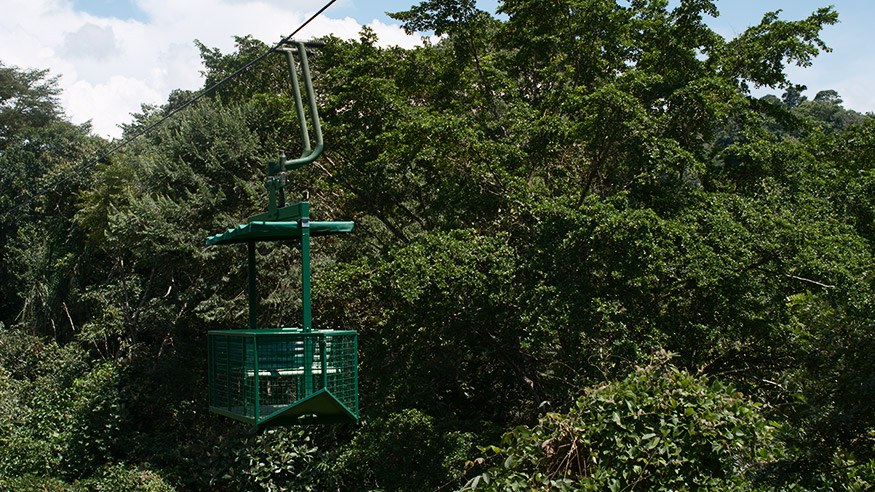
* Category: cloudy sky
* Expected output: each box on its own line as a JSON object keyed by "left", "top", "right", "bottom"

{"left": 2, "top": 0, "right": 871, "bottom": 139}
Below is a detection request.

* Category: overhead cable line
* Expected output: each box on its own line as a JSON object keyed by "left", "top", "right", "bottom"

{"left": 1, "top": 0, "right": 337, "bottom": 218}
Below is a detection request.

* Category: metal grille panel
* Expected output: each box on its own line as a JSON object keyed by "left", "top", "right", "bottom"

{"left": 208, "top": 328, "right": 358, "bottom": 426}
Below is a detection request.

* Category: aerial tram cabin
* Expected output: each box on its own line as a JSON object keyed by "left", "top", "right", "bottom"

{"left": 206, "top": 40, "right": 358, "bottom": 428}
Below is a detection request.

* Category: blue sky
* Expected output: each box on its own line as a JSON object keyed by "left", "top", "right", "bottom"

{"left": 69, "top": 0, "right": 148, "bottom": 21}
{"left": 693, "top": 1, "right": 872, "bottom": 105}
{"left": 4, "top": 0, "right": 871, "bottom": 138}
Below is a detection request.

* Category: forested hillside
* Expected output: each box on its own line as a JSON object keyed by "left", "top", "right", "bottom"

{"left": 1, "top": 0, "right": 873, "bottom": 490}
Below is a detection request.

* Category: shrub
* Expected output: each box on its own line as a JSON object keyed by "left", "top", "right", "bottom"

{"left": 336, "top": 409, "right": 474, "bottom": 491}
{"left": 203, "top": 427, "right": 327, "bottom": 491}
{"left": 466, "top": 352, "right": 782, "bottom": 490}
{"left": 75, "top": 462, "right": 176, "bottom": 491}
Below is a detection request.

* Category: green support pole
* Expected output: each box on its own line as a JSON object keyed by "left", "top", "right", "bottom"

{"left": 353, "top": 332, "right": 359, "bottom": 416}
{"left": 320, "top": 336, "right": 328, "bottom": 390}
{"left": 277, "top": 42, "right": 323, "bottom": 172}
{"left": 247, "top": 243, "right": 258, "bottom": 420}
{"left": 301, "top": 203, "right": 313, "bottom": 395}
{"left": 248, "top": 241, "right": 257, "bottom": 330}
{"left": 283, "top": 49, "right": 311, "bottom": 156}
{"left": 302, "top": 228, "right": 311, "bottom": 332}
{"left": 297, "top": 42, "right": 323, "bottom": 151}
{"left": 253, "top": 334, "right": 260, "bottom": 423}
{"left": 226, "top": 338, "right": 231, "bottom": 410}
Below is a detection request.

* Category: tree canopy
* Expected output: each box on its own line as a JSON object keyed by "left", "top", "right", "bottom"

{"left": 1, "top": 1, "right": 873, "bottom": 490}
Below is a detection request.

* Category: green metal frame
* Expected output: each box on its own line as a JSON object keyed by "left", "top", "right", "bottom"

{"left": 205, "top": 39, "right": 358, "bottom": 429}
{"left": 250, "top": 41, "right": 324, "bottom": 224}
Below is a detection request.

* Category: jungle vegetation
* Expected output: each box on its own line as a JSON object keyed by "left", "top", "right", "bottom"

{"left": 1, "top": 0, "right": 873, "bottom": 489}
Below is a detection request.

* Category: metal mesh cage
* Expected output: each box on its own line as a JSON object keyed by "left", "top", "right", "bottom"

{"left": 208, "top": 328, "right": 358, "bottom": 426}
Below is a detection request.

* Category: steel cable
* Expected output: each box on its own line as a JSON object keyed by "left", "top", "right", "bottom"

{"left": 1, "top": 0, "right": 337, "bottom": 217}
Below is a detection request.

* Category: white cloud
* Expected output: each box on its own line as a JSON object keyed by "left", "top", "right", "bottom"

{"left": 365, "top": 18, "right": 423, "bottom": 48}
{"left": 1, "top": 0, "right": 421, "bottom": 139}
{"left": 64, "top": 76, "right": 163, "bottom": 136}
{"left": 61, "top": 23, "right": 119, "bottom": 59}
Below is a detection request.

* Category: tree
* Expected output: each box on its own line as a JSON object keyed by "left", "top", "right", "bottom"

{"left": 0, "top": 62, "right": 62, "bottom": 147}
{"left": 793, "top": 90, "right": 867, "bottom": 134}
{"left": 0, "top": 62, "right": 99, "bottom": 332}
{"left": 782, "top": 85, "right": 807, "bottom": 109}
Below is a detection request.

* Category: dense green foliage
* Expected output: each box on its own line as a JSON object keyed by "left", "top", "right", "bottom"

{"left": 467, "top": 352, "right": 783, "bottom": 490}
{"left": 1, "top": 0, "right": 874, "bottom": 489}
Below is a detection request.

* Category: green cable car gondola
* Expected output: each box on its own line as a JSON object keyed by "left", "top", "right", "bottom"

{"left": 206, "top": 40, "right": 358, "bottom": 428}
